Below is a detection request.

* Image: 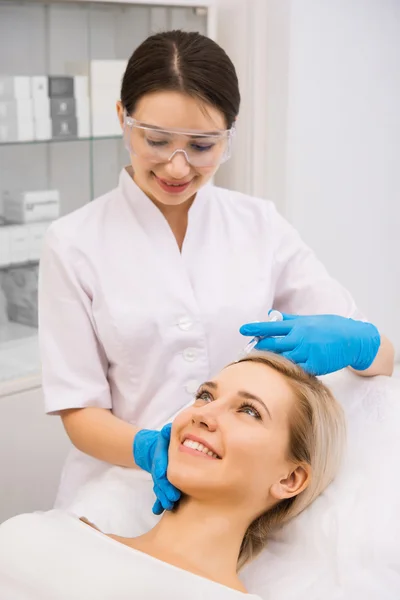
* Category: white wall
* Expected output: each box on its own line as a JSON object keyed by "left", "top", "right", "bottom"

{"left": 217, "top": 0, "right": 400, "bottom": 358}
{"left": 285, "top": 0, "right": 400, "bottom": 357}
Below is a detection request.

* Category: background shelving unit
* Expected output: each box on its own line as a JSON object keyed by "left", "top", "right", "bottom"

{"left": 0, "top": 0, "right": 212, "bottom": 392}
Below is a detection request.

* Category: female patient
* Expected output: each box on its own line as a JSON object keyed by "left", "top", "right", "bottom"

{"left": 0, "top": 354, "right": 345, "bottom": 599}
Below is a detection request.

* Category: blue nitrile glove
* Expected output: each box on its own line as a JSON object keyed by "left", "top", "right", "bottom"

{"left": 240, "top": 313, "right": 381, "bottom": 376}
{"left": 133, "top": 423, "right": 181, "bottom": 515}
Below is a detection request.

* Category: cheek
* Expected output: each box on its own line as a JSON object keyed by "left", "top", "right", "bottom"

{"left": 196, "top": 166, "right": 217, "bottom": 183}
{"left": 226, "top": 429, "right": 289, "bottom": 486}
{"left": 171, "top": 409, "right": 191, "bottom": 433}
{"left": 168, "top": 410, "right": 192, "bottom": 456}
{"left": 130, "top": 155, "right": 152, "bottom": 176}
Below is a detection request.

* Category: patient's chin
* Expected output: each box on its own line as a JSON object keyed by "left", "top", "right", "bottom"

{"left": 167, "top": 460, "right": 217, "bottom": 498}
{"left": 167, "top": 462, "right": 196, "bottom": 493}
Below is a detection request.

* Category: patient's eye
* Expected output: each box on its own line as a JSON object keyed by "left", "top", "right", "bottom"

{"left": 194, "top": 389, "right": 213, "bottom": 403}
{"left": 238, "top": 402, "right": 262, "bottom": 420}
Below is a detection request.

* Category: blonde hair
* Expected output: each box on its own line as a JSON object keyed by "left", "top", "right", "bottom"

{"left": 236, "top": 352, "right": 346, "bottom": 570}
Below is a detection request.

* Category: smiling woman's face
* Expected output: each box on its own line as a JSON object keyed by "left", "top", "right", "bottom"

{"left": 117, "top": 91, "right": 225, "bottom": 207}
{"left": 168, "top": 360, "right": 303, "bottom": 517}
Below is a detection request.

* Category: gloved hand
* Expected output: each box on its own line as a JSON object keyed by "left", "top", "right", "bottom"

{"left": 240, "top": 313, "right": 381, "bottom": 376}
{"left": 133, "top": 423, "right": 181, "bottom": 515}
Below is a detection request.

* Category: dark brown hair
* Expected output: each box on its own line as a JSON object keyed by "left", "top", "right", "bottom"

{"left": 120, "top": 30, "right": 240, "bottom": 128}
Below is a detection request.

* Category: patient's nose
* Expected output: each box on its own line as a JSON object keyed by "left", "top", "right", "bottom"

{"left": 191, "top": 411, "right": 217, "bottom": 432}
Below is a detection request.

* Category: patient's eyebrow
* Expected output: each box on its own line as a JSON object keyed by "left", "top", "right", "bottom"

{"left": 237, "top": 391, "right": 272, "bottom": 420}
{"left": 198, "top": 382, "right": 272, "bottom": 420}
{"left": 199, "top": 381, "right": 218, "bottom": 390}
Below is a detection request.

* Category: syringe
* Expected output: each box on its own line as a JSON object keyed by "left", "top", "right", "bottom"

{"left": 242, "top": 310, "right": 283, "bottom": 356}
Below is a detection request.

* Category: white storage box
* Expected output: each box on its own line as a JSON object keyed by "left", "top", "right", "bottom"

{"left": 0, "top": 99, "right": 33, "bottom": 122}
{"left": 9, "top": 225, "right": 29, "bottom": 264}
{"left": 78, "top": 117, "right": 90, "bottom": 138}
{"left": 0, "top": 120, "right": 34, "bottom": 143}
{"left": 27, "top": 222, "right": 50, "bottom": 261}
{"left": 34, "top": 118, "right": 52, "bottom": 141}
{"left": 90, "top": 60, "right": 127, "bottom": 89}
{"left": 90, "top": 60, "right": 126, "bottom": 137}
{"left": 76, "top": 96, "right": 90, "bottom": 137}
{"left": 33, "top": 96, "right": 50, "bottom": 120}
{"left": 91, "top": 110, "right": 122, "bottom": 137}
{"left": 0, "top": 227, "right": 11, "bottom": 266}
{"left": 3, "top": 190, "right": 60, "bottom": 224}
{"left": 31, "top": 76, "right": 49, "bottom": 101}
{"left": 0, "top": 76, "right": 31, "bottom": 100}
{"left": 91, "top": 90, "right": 122, "bottom": 136}
{"left": 74, "top": 75, "right": 89, "bottom": 99}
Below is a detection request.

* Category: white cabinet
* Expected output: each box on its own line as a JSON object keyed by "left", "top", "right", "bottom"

{"left": 0, "top": 386, "right": 71, "bottom": 523}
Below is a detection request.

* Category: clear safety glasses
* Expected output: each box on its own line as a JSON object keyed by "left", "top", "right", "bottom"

{"left": 123, "top": 111, "right": 235, "bottom": 168}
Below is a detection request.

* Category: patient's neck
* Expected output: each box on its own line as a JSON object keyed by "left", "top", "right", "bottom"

{"left": 132, "top": 497, "right": 250, "bottom": 591}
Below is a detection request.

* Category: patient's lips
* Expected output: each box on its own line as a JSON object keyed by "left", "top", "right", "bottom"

{"left": 180, "top": 434, "right": 221, "bottom": 460}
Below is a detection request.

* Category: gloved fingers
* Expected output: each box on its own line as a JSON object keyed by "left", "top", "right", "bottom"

{"left": 255, "top": 336, "right": 296, "bottom": 353}
{"left": 160, "top": 423, "right": 173, "bottom": 441}
{"left": 240, "top": 321, "right": 293, "bottom": 337}
{"left": 152, "top": 498, "right": 164, "bottom": 516}
{"left": 153, "top": 432, "right": 170, "bottom": 480}
{"left": 281, "top": 346, "right": 308, "bottom": 364}
{"left": 133, "top": 429, "right": 158, "bottom": 473}
{"left": 297, "top": 361, "right": 319, "bottom": 376}
{"left": 280, "top": 313, "right": 310, "bottom": 321}
{"left": 158, "top": 475, "right": 181, "bottom": 503}
{"left": 280, "top": 313, "right": 321, "bottom": 321}
{"left": 279, "top": 312, "right": 297, "bottom": 321}
{"left": 153, "top": 483, "right": 174, "bottom": 512}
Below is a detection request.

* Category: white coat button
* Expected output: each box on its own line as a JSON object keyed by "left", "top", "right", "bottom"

{"left": 185, "top": 379, "right": 200, "bottom": 394}
{"left": 183, "top": 348, "right": 197, "bottom": 362}
{"left": 178, "top": 316, "right": 193, "bottom": 331}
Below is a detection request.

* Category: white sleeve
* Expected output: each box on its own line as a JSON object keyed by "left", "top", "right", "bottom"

{"left": 38, "top": 226, "right": 112, "bottom": 414}
{"left": 270, "top": 205, "right": 366, "bottom": 320}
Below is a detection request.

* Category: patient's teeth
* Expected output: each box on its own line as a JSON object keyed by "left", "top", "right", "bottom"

{"left": 182, "top": 439, "right": 219, "bottom": 458}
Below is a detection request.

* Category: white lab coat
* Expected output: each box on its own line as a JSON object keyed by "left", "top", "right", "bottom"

{"left": 39, "top": 167, "right": 362, "bottom": 536}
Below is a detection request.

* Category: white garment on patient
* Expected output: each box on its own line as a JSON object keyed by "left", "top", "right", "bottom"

{"left": 0, "top": 510, "right": 261, "bottom": 600}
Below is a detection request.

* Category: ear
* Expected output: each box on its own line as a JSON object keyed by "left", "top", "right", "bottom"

{"left": 116, "top": 100, "right": 125, "bottom": 129}
{"left": 270, "top": 465, "right": 311, "bottom": 501}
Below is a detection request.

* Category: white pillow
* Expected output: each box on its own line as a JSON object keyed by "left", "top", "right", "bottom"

{"left": 242, "top": 370, "right": 400, "bottom": 600}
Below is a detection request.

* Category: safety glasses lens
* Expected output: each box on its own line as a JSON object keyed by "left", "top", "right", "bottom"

{"left": 124, "top": 120, "right": 233, "bottom": 167}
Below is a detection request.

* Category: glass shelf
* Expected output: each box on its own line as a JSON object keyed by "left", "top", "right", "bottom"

{"left": 0, "top": 260, "right": 39, "bottom": 271}
{"left": 0, "top": 0, "right": 208, "bottom": 389}
{"left": 0, "top": 135, "right": 122, "bottom": 147}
